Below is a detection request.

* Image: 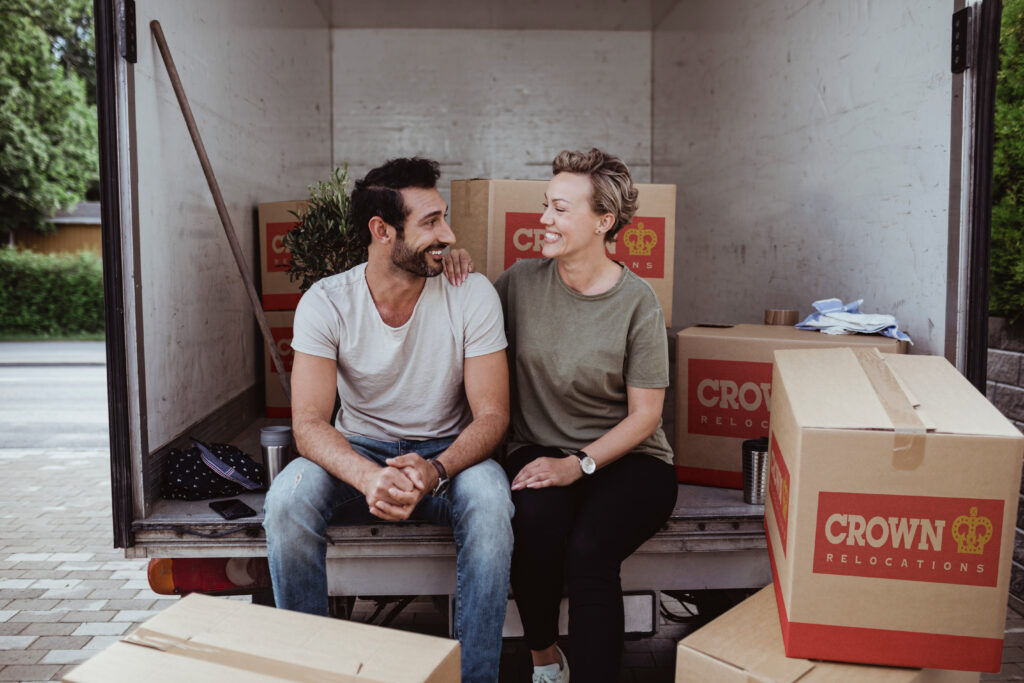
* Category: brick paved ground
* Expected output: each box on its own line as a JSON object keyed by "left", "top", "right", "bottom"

{"left": 0, "top": 447, "right": 177, "bottom": 682}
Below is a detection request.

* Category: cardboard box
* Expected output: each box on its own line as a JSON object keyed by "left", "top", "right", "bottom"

{"left": 674, "top": 324, "right": 908, "bottom": 488}
{"left": 450, "top": 179, "right": 676, "bottom": 325}
{"left": 64, "top": 593, "right": 460, "bottom": 682}
{"left": 264, "top": 310, "right": 295, "bottom": 418}
{"left": 258, "top": 201, "right": 307, "bottom": 310}
{"left": 676, "top": 586, "right": 979, "bottom": 683}
{"left": 764, "top": 347, "right": 1023, "bottom": 672}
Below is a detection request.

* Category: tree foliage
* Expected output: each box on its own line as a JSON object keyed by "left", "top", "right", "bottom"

{"left": 991, "top": 0, "right": 1024, "bottom": 320}
{"left": 0, "top": 0, "right": 98, "bottom": 235}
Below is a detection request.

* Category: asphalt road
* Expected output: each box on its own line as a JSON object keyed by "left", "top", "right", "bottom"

{"left": 0, "top": 342, "right": 109, "bottom": 449}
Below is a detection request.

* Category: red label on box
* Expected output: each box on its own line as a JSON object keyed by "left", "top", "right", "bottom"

{"left": 503, "top": 213, "right": 665, "bottom": 278}
{"left": 266, "top": 221, "right": 298, "bottom": 273}
{"left": 270, "top": 326, "right": 294, "bottom": 374}
{"left": 768, "top": 437, "right": 790, "bottom": 555}
{"left": 687, "top": 359, "right": 772, "bottom": 438}
{"left": 813, "top": 492, "right": 1003, "bottom": 587}
{"left": 607, "top": 217, "right": 665, "bottom": 278}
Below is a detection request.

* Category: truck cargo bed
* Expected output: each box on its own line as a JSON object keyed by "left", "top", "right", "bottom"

{"left": 130, "top": 418, "right": 771, "bottom": 594}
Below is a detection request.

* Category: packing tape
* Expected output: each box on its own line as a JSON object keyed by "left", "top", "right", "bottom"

{"left": 128, "top": 626, "right": 353, "bottom": 682}
{"left": 852, "top": 348, "right": 927, "bottom": 470}
{"left": 764, "top": 309, "right": 800, "bottom": 326}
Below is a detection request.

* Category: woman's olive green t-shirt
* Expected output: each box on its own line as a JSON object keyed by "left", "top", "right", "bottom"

{"left": 494, "top": 258, "right": 673, "bottom": 465}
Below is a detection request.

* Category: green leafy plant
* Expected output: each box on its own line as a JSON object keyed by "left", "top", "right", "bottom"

{"left": 990, "top": 0, "right": 1024, "bottom": 321}
{"left": 282, "top": 167, "right": 367, "bottom": 292}
{"left": 0, "top": 247, "right": 103, "bottom": 335}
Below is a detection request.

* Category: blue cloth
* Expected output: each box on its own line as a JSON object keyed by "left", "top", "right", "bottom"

{"left": 795, "top": 297, "right": 913, "bottom": 344}
{"left": 263, "top": 436, "right": 513, "bottom": 683}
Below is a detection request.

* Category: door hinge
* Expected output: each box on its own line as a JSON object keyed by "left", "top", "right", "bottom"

{"left": 118, "top": 0, "right": 137, "bottom": 63}
{"left": 952, "top": 6, "right": 973, "bottom": 74}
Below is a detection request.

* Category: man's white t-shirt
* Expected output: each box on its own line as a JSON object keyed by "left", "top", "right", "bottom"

{"left": 290, "top": 263, "right": 507, "bottom": 442}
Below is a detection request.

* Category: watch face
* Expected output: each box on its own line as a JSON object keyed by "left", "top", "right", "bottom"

{"left": 578, "top": 454, "right": 597, "bottom": 475}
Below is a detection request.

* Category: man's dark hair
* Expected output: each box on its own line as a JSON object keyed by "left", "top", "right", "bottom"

{"left": 351, "top": 158, "right": 441, "bottom": 246}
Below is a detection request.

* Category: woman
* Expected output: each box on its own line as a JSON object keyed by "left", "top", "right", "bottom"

{"left": 451, "top": 148, "right": 677, "bottom": 682}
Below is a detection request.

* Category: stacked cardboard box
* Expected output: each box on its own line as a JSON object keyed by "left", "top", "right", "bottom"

{"left": 450, "top": 179, "right": 676, "bottom": 325}
{"left": 64, "top": 593, "right": 460, "bottom": 682}
{"left": 674, "top": 324, "right": 908, "bottom": 487}
{"left": 258, "top": 201, "right": 306, "bottom": 418}
{"left": 765, "top": 347, "right": 1023, "bottom": 672}
{"left": 676, "top": 586, "right": 979, "bottom": 682}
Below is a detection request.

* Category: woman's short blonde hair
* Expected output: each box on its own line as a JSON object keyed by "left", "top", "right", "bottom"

{"left": 552, "top": 148, "right": 639, "bottom": 242}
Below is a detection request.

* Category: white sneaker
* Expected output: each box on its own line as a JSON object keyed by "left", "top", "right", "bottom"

{"left": 531, "top": 646, "right": 569, "bottom": 683}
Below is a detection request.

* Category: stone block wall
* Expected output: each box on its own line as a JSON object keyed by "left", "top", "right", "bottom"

{"left": 988, "top": 317, "right": 1024, "bottom": 611}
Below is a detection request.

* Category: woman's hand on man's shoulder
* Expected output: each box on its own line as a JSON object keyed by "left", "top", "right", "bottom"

{"left": 442, "top": 248, "right": 474, "bottom": 286}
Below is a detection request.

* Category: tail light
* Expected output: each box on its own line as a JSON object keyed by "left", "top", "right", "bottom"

{"left": 147, "top": 557, "right": 272, "bottom": 595}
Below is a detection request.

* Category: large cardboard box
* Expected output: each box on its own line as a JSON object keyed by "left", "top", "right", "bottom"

{"left": 675, "top": 324, "right": 908, "bottom": 488}
{"left": 264, "top": 310, "right": 295, "bottom": 418}
{"left": 450, "top": 179, "right": 676, "bottom": 325}
{"left": 765, "top": 347, "right": 1023, "bottom": 672}
{"left": 258, "top": 201, "right": 307, "bottom": 310}
{"left": 64, "top": 593, "right": 460, "bottom": 682}
{"left": 675, "top": 586, "right": 978, "bottom": 683}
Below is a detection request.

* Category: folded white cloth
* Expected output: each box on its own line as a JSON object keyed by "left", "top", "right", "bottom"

{"left": 795, "top": 298, "right": 913, "bottom": 344}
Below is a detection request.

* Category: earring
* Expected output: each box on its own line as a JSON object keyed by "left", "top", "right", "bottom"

{"left": 595, "top": 229, "right": 603, "bottom": 235}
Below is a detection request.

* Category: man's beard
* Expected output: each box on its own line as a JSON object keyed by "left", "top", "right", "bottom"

{"left": 391, "top": 233, "right": 445, "bottom": 278}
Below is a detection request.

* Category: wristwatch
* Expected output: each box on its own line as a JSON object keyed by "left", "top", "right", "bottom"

{"left": 430, "top": 459, "right": 450, "bottom": 496}
{"left": 575, "top": 450, "right": 597, "bottom": 475}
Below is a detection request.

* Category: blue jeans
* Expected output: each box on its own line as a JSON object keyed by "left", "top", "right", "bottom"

{"left": 263, "top": 435, "right": 513, "bottom": 683}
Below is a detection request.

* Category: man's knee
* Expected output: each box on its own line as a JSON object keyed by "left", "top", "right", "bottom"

{"left": 452, "top": 460, "right": 513, "bottom": 519}
{"left": 263, "top": 458, "right": 334, "bottom": 536}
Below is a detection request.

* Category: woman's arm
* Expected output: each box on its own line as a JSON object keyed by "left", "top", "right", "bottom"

{"left": 510, "top": 385, "right": 665, "bottom": 490}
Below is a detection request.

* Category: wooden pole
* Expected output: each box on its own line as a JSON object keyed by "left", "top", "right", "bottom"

{"left": 149, "top": 20, "right": 291, "bottom": 403}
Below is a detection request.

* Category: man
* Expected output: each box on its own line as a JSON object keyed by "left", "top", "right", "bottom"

{"left": 263, "top": 158, "right": 513, "bottom": 682}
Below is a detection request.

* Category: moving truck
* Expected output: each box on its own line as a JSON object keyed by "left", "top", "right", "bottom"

{"left": 93, "top": 0, "right": 1005, "bottom": 632}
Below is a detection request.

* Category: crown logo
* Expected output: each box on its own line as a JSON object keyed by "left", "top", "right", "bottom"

{"left": 952, "top": 506, "right": 994, "bottom": 555}
{"left": 622, "top": 222, "right": 657, "bottom": 257}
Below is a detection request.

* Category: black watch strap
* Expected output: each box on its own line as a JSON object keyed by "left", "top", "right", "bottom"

{"left": 431, "top": 459, "right": 449, "bottom": 494}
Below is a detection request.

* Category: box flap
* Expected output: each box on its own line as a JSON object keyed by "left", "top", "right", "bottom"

{"left": 884, "top": 354, "right": 1023, "bottom": 438}
{"left": 775, "top": 347, "right": 1022, "bottom": 438}
{"left": 64, "top": 641, "right": 288, "bottom": 682}
{"left": 773, "top": 347, "right": 905, "bottom": 431}
{"left": 117, "top": 594, "right": 460, "bottom": 683}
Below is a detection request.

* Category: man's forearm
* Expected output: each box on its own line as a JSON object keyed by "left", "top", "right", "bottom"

{"left": 293, "top": 416, "right": 379, "bottom": 492}
{"left": 434, "top": 411, "right": 508, "bottom": 477}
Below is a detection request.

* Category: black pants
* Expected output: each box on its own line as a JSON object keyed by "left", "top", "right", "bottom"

{"left": 506, "top": 446, "right": 678, "bottom": 682}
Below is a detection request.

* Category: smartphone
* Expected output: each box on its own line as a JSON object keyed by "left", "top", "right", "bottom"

{"left": 209, "top": 499, "right": 258, "bottom": 520}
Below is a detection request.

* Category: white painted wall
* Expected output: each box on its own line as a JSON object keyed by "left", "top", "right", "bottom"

{"left": 327, "top": 0, "right": 676, "bottom": 30}
{"left": 330, "top": 29, "right": 653, "bottom": 193}
{"left": 654, "top": 0, "right": 954, "bottom": 354}
{"left": 133, "top": 1, "right": 331, "bottom": 449}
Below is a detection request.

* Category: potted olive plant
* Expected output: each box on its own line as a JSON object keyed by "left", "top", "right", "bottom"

{"left": 282, "top": 167, "right": 367, "bottom": 292}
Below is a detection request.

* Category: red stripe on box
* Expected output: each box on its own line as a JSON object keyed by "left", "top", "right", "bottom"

{"left": 263, "top": 293, "right": 301, "bottom": 310}
{"left": 764, "top": 524, "right": 1002, "bottom": 673}
{"left": 675, "top": 466, "right": 742, "bottom": 489}
{"left": 266, "top": 407, "right": 291, "bottom": 418}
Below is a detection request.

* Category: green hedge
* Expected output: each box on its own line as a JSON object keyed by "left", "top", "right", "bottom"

{"left": 0, "top": 247, "right": 104, "bottom": 335}
{"left": 991, "top": 0, "right": 1024, "bottom": 321}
